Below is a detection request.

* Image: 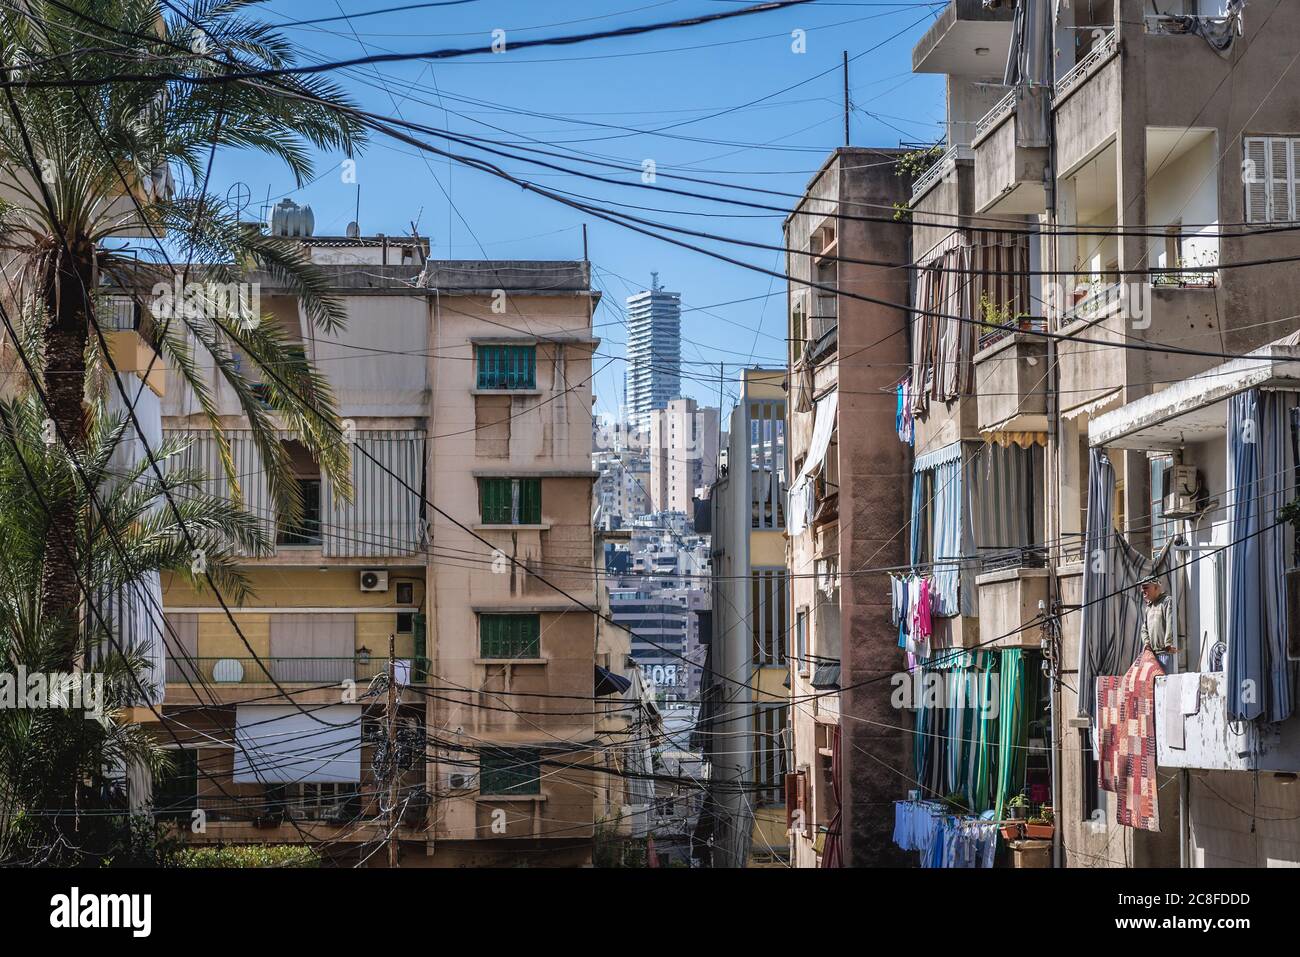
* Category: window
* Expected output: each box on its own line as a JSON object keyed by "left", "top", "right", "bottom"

{"left": 480, "top": 747, "right": 541, "bottom": 795}
{"left": 1244, "top": 136, "right": 1300, "bottom": 224}
{"left": 1150, "top": 454, "right": 1175, "bottom": 557}
{"left": 476, "top": 344, "right": 536, "bottom": 390}
{"left": 396, "top": 611, "right": 415, "bottom": 635}
{"left": 277, "top": 440, "right": 322, "bottom": 546}
{"left": 154, "top": 749, "right": 198, "bottom": 820}
{"left": 479, "top": 477, "right": 542, "bottom": 525}
{"left": 1079, "top": 729, "right": 1107, "bottom": 822}
{"left": 278, "top": 477, "right": 322, "bottom": 545}
{"left": 751, "top": 568, "right": 788, "bottom": 666}
{"left": 755, "top": 705, "right": 788, "bottom": 805}
{"left": 296, "top": 783, "right": 361, "bottom": 820}
{"left": 794, "top": 608, "right": 809, "bottom": 674}
{"left": 479, "top": 614, "right": 541, "bottom": 659}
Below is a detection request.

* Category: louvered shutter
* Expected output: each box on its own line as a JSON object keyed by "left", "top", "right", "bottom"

{"left": 1244, "top": 137, "right": 1269, "bottom": 224}
{"left": 1270, "top": 137, "right": 1292, "bottom": 222}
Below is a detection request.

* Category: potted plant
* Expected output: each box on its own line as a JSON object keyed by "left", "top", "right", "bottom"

{"left": 999, "top": 821, "right": 1023, "bottom": 842}
{"left": 1025, "top": 806, "right": 1054, "bottom": 840}
{"left": 1007, "top": 792, "right": 1031, "bottom": 821}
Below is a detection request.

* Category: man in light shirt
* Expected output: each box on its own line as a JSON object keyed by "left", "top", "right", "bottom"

{"left": 1139, "top": 576, "right": 1176, "bottom": 672}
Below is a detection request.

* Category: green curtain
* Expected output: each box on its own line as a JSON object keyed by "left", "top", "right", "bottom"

{"left": 994, "top": 649, "right": 1027, "bottom": 823}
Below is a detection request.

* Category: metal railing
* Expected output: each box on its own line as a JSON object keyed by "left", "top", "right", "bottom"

{"left": 1061, "top": 280, "right": 1124, "bottom": 325}
{"left": 977, "top": 316, "right": 1046, "bottom": 351}
{"left": 166, "top": 656, "right": 430, "bottom": 685}
{"left": 910, "top": 144, "right": 973, "bottom": 203}
{"left": 973, "top": 90, "right": 1016, "bottom": 144}
{"left": 1053, "top": 30, "right": 1117, "bottom": 102}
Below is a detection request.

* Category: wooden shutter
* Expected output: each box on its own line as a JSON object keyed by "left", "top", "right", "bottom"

{"left": 784, "top": 772, "right": 799, "bottom": 830}
{"left": 1269, "top": 136, "right": 1292, "bottom": 222}
{"left": 519, "top": 478, "right": 542, "bottom": 524}
{"left": 1244, "top": 137, "right": 1269, "bottom": 223}
{"left": 479, "top": 477, "right": 511, "bottom": 523}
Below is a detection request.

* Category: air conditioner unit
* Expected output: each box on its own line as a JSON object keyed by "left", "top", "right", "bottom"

{"left": 446, "top": 771, "right": 477, "bottom": 791}
{"left": 359, "top": 569, "right": 389, "bottom": 592}
{"left": 1163, "top": 465, "right": 1201, "bottom": 519}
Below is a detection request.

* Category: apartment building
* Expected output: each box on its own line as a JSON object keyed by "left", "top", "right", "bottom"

{"left": 624, "top": 274, "right": 682, "bottom": 430}
{"left": 143, "top": 218, "right": 602, "bottom": 866}
{"left": 782, "top": 148, "right": 914, "bottom": 867}
{"left": 695, "top": 368, "right": 789, "bottom": 867}
{"left": 881, "top": 0, "right": 1300, "bottom": 868}
{"left": 647, "top": 397, "right": 720, "bottom": 520}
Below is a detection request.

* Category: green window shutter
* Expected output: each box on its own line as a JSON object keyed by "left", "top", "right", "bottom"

{"left": 479, "top": 478, "right": 541, "bottom": 524}
{"left": 480, "top": 478, "right": 511, "bottom": 524}
{"left": 520, "top": 478, "right": 542, "bottom": 524}
{"left": 477, "top": 345, "right": 537, "bottom": 389}
{"left": 480, "top": 614, "right": 541, "bottom": 658}
{"left": 480, "top": 748, "right": 541, "bottom": 795}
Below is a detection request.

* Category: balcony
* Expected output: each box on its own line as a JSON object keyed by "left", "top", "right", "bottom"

{"left": 912, "top": 0, "right": 1014, "bottom": 76}
{"left": 973, "top": 325, "right": 1048, "bottom": 435}
{"left": 166, "top": 656, "right": 429, "bottom": 685}
{"left": 910, "top": 144, "right": 973, "bottom": 207}
{"left": 972, "top": 89, "right": 1050, "bottom": 215}
{"left": 1156, "top": 672, "right": 1300, "bottom": 772}
{"left": 1052, "top": 30, "right": 1119, "bottom": 174}
{"left": 974, "top": 565, "right": 1049, "bottom": 650}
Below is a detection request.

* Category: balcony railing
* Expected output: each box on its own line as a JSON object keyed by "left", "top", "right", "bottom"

{"left": 166, "top": 656, "right": 429, "bottom": 685}
{"left": 973, "top": 90, "right": 1016, "bottom": 144}
{"left": 910, "top": 144, "right": 973, "bottom": 203}
{"left": 978, "top": 316, "right": 1046, "bottom": 351}
{"left": 1053, "top": 29, "right": 1117, "bottom": 102}
{"left": 1060, "top": 280, "right": 1124, "bottom": 326}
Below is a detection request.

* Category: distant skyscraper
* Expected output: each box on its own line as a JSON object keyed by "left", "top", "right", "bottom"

{"left": 625, "top": 272, "right": 681, "bottom": 431}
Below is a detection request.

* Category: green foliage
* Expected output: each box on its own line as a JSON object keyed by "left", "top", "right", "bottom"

{"left": 0, "top": 0, "right": 367, "bottom": 521}
{"left": 172, "top": 843, "right": 322, "bottom": 868}
{"left": 0, "top": 394, "right": 267, "bottom": 865}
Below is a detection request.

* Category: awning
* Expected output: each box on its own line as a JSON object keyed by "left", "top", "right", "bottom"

{"left": 811, "top": 660, "right": 841, "bottom": 690}
{"left": 595, "top": 665, "right": 632, "bottom": 697}
{"left": 1090, "top": 342, "right": 1300, "bottom": 450}
{"left": 233, "top": 704, "right": 362, "bottom": 784}
{"left": 787, "top": 390, "right": 839, "bottom": 536}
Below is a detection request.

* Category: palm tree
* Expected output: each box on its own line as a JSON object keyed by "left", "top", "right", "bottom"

{"left": 0, "top": 387, "right": 268, "bottom": 865}
{"left": 0, "top": 0, "right": 365, "bottom": 655}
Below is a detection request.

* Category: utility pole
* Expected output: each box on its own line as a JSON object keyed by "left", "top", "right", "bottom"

{"left": 386, "top": 630, "right": 399, "bottom": 868}
{"left": 843, "top": 51, "right": 850, "bottom": 147}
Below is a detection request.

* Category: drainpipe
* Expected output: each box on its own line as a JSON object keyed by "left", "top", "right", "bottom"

{"left": 1171, "top": 537, "right": 1191, "bottom": 868}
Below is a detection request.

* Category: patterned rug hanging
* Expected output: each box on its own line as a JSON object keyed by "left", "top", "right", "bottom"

{"left": 1095, "top": 649, "right": 1165, "bottom": 832}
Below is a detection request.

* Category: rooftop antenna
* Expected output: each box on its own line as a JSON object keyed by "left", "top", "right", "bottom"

{"left": 354, "top": 183, "right": 361, "bottom": 234}
{"left": 651, "top": 271, "right": 660, "bottom": 293}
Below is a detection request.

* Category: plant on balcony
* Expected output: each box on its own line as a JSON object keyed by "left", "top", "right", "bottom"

{"left": 1025, "top": 805, "right": 1055, "bottom": 840}
{"left": 1006, "top": 792, "right": 1032, "bottom": 821}
{"left": 891, "top": 145, "right": 944, "bottom": 221}
{"left": 1151, "top": 251, "right": 1219, "bottom": 289}
{"left": 977, "top": 292, "right": 1033, "bottom": 346}
{"left": 0, "top": 392, "right": 267, "bottom": 865}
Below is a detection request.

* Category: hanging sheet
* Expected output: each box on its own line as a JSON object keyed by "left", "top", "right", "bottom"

{"left": 1095, "top": 650, "right": 1164, "bottom": 832}
{"left": 1226, "top": 389, "right": 1297, "bottom": 723}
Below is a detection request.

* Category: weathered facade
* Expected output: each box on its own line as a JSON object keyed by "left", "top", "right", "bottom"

{"left": 145, "top": 232, "right": 604, "bottom": 866}
{"left": 783, "top": 148, "right": 914, "bottom": 867}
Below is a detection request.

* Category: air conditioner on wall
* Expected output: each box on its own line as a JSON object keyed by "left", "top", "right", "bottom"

{"left": 359, "top": 569, "right": 389, "bottom": 592}
{"left": 1163, "top": 465, "right": 1201, "bottom": 519}
{"left": 447, "top": 771, "right": 477, "bottom": 791}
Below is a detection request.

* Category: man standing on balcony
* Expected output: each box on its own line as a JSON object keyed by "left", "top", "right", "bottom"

{"left": 1139, "top": 576, "right": 1177, "bottom": 673}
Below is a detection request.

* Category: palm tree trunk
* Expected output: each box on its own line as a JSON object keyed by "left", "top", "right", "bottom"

{"left": 39, "top": 248, "right": 92, "bottom": 668}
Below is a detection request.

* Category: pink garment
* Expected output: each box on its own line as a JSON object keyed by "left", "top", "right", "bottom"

{"left": 913, "top": 578, "right": 932, "bottom": 640}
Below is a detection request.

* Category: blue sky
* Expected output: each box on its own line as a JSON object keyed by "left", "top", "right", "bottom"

{"left": 207, "top": 0, "right": 946, "bottom": 418}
